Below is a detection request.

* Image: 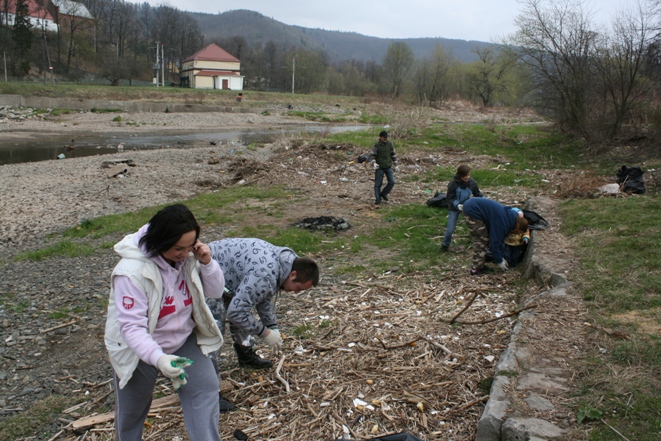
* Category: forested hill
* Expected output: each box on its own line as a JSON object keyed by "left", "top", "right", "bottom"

{"left": 190, "top": 9, "right": 499, "bottom": 63}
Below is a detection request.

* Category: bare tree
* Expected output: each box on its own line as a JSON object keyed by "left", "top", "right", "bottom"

{"left": 507, "top": 0, "right": 601, "bottom": 140}
{"left": 508, "top": 0, "right": 659, "bottom": 141}
{"left": 594, "top": 2, "right": 657, "bottom": 137}
{"left": 466, "top": 47, "right": 515, "bottom": 107}
{"left": 383, "top": 41, "right": 414, "bottom": 98}
{"left": 413, "top": 44, "right": 455, "bottom": 106}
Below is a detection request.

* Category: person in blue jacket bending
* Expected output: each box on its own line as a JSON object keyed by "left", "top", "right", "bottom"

{"left": 462, "top": 198, "right": 528, "bottom": 275}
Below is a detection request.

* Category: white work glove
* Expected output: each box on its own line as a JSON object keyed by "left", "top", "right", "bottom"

{"left": 373, "top": 162, "right": 379, "bottom": 170}
{"left": 497, "top": 260, "right": 509, "bottom": 271}
{"left": 264, "top": 328, "right": 283, "bottom": 350}
{"left": 395, "top": 165, "right": 400, "bottom": 172}
{"left": 157, "top": 354, "right": 184, "bottom": 379}
{"left": 171, "top": 376, "right": 187, "bottom": 391}
{"left": 457, "top": 204, "right": 463, "bottom": 212}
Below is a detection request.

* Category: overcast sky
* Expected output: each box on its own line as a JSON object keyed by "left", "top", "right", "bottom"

{"left": 145, "top": 0, "right": 632, "bottom": 42}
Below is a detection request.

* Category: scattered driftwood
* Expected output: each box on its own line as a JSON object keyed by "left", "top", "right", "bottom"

{"left": 70, "top": 395, "right": 180, "bottom": 432}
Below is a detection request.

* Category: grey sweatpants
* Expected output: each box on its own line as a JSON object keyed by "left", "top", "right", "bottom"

{"left": 112, "top": 333, "right": 221, "bottom": 441}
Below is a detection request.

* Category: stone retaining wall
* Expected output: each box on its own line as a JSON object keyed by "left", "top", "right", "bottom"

{"left": 0, "top": 94, "right": 257, "bottom": 114}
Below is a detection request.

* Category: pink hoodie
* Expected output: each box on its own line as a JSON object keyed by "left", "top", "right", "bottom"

{"left": 113, "top": 225, "right": 224, "bottom": 367}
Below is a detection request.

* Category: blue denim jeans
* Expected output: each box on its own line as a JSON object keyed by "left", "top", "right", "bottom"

{"left": 442, "top": 209, "right": 461, "bottom": 247}
{"left": 374, "top": 167, "right": 395, "bottom": 202}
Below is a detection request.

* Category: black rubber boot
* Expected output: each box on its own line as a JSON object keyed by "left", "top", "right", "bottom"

{"left": 234, "top": 344, "right": 273, "bottom": 369}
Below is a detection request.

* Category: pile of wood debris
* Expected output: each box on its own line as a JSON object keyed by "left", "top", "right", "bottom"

{"left": 63, "top": 271, "right": 542, "bottom": 441}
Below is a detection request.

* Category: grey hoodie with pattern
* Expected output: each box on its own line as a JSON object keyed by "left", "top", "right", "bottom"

{"left": 206, "top": 238, "right": 297, "bottom": 339}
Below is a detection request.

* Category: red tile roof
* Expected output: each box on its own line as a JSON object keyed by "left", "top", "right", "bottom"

{"left": 183, "top": 44, "right": 240, "bottom": 63}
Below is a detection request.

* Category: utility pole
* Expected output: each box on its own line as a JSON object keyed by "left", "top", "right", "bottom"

{"left": 153, "top": 42, "right": 160, "bottom": 87}
{"left": 292, "top": 55, "right": 295, "bottom": 94}
{"left": 161, "top": 43, "right": 165, "bottom": 87}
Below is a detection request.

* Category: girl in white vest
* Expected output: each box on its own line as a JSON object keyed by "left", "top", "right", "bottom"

{"left": 105, "top": 204, "right": 225, "bottom": 441}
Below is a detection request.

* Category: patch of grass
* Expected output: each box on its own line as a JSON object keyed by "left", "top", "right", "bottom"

{"left": 48, "top": 308, "right": 70, "bottom": 319}
{"left": 286, "top": 110, "right": 345, "bottom": 122}
{"left": 560, "top": 195, "right": 661, "bottom": 440}
{"left": 417, "top": 124, "right": 584, "bottom": 170}
{"left": 61, "top": 186, "right": 288, "bottom": 241}
{"left": 0, "top": 395, "right": 74, "bottom": 441}
{"left": 292, "top": 323, "right": 315, "bottom": 339}
{"left": 427, "top": 165, "right": 547, "bottom": 189}
{"left": 560, "top": 197, "right": 661, "bottom": 311}
{"left": 358, "top": 113, "right": 388, "bottom": 124}
{"left": 90, "top": 107, "right": 123, "bottom": 113}
{"left": 5, "top": 298, "right": 30, "bottom": 312}
{"left": 362, "top": 204, "right": 446, "bottom": 268}
{"left": 14, "top": 240, "right": 95, "bottom": 261}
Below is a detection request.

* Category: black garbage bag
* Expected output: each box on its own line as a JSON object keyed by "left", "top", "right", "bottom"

{"left": 616, "top": 165, "right": 646, "bottom": 194}
{"left": 522, "top": 209, "right": 548, "bottom": 231}
{"left": 426, "top": 191, "right": 448, "bottom": 208}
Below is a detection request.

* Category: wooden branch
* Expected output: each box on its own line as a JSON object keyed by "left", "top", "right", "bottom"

{"left": 448, "top": 292, "right": 480, "bottom": 324}
{"left": 419, "top": 336, "right": 452, "bottom": 356}
{"left": 451, "top": 304, "right": 537, "bottom": 325}
{"left": 274, "top": 355, "right": 290, "bottom": 394}
{"left": 377, "top": 337, "right": 422, "bottom": 350}
{"left": 40, "top": 319, "right": 77, "bottom": 334}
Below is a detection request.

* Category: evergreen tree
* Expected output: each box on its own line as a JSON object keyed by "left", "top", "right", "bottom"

{"left": 12, "top": 0, "right": 34, "bottom": 76}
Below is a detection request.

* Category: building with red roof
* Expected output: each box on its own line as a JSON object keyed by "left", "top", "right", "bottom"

{"left": 1, "top": 0, "right": 58, "bottom": 32}
{"left": 181, "top": 43, "right": 244, "bottom": 90}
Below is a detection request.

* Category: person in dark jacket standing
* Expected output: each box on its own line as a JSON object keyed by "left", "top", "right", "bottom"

{"left": 370, "top": 131, "right": 398, "bottom": 205}
{"left": 462, "top": 198, "right": 528, "bottom": 275}
{"left": 442, "top": 164, "right": 483, "bottom": 251}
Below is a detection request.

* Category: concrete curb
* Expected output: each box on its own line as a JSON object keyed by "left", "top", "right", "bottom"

{"left": 476, "top": 197, "right": 572, "bottom": 441}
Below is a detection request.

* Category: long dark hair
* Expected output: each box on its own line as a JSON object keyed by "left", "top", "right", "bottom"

{"left": 139, "top": 204, "right": 200, "bottom": 258}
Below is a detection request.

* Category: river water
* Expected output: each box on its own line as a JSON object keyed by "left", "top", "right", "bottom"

{"left": 0, "top": 125, "right": 368, "bottom": 165}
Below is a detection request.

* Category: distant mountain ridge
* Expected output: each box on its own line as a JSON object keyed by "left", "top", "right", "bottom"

{"left": 190, "top": 9, "right": 499, "bottom": 63}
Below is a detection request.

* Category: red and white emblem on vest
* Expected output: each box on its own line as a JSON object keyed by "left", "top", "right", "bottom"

{"left": 122, "top": 296, "right": 135, "bottom": 310}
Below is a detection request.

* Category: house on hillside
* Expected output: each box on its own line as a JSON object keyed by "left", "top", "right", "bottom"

{"left": 1, "top": 0, "right": 59, "bottom": 32}
{"left": 46, "top": 0, "right": 94, "bottom": 34}
{"left": 180, "top": 43, "right": 244, "bottom": 90}
{"left": 0, "top": 0, "right": 93, "bottom": 33}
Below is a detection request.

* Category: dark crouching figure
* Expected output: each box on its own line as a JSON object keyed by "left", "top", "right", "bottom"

{"left": 462, "top": 198, "right": 529, "bottom": 275}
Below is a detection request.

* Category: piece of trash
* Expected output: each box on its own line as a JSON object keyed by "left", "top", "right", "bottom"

{"left": 484, "top": 355, "right": 495, "bottom": 362}
{"left": 233, "top": 429, "right": 249, "bottom": 440}
{"left": 57, "top": 153, "right": 66, "bottom": 159}
{"left": 598, "top": 183, "right": 620, "bottom": 194}
{"left": 320, "top": 180, "right": 327, "bottom": 185}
